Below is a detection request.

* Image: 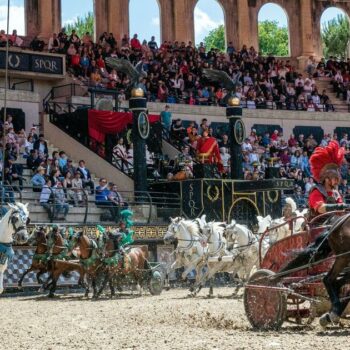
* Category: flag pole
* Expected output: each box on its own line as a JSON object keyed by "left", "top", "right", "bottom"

{"left": 2, "top": 0, "right": 11, "bottom": 210}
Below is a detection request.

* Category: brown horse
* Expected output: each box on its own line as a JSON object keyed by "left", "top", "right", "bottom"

{"left": 18, "top": 227, "right": 48, "bottom": 288}
{"left": 98, "top": 232, "right": 149, "bottom": 297}
{"left": 277, "top": 212, "right": 350, "bottom": 326}
{"left": 43, "top": 227, "right": 86, "bottom": 297}
{"left": 70, "top": 231, "right": 104, "bottom": 299}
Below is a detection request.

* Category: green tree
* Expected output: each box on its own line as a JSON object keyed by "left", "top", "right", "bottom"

{"left": 322, "top": 14, "right": 350, "bottom": 59}
{"left": 203, "top": 24, "right": 225, "bottom": 52}
{"left": 64, "top": 12, "right": 94, "bottom": 38}
{"left": 258, "top": 20, "right": 289, "bottom": 56}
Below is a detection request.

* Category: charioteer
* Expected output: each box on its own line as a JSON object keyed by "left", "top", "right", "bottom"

{"left": 280, "top": 140, "right": 349, "bottom": 272}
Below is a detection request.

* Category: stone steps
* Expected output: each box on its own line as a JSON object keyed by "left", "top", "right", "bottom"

{"left": 12, "top": 143, "right": 168, "bottom": 226}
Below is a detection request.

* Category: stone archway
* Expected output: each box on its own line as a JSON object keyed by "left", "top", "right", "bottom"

{"left": 319, "top": 6, "right": 350, "bottom": 59}
{"left": 129, "top": 0, "right": 161, "bottom": 45}
{"left": 257, "top": 2, "right": 290, "bottom": 56}
{"left": 193, "top": 0, "right": 226, "bottom": 48}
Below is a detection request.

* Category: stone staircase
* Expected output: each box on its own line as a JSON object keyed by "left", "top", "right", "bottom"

{"left": 315, "top": 77, "right": 348, "bottom": 112}
{"left": 14, "top": 144, "right": 161, "bottom": 225}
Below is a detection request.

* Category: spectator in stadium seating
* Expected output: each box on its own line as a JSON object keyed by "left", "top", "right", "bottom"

{"left": 52, "top": 181, "right": 69, "bottom": 220}
{"left": 33, "top": 134, "right": 48, "bottom": 158}
{"left": 108, "top": 183, "right": 129, "bottom": 220}
{"left": 49, "top": 168, "right": 61, "bottom": 187}
{"left": 58, "top": 151, "right": 68, "bottom": 172}
{"left": 48, "top": 33, "right": 60, "bottom": 52}
{"left": 61, "top": 159, "right": 75, "bottom": 177}
{"left": 113, "top": 137, "right": 129, "bottom": 171}
{"left": 95, "top": 178, "right": 117, "bottom": 221}
{"left": 130, "top": 34, "right": 142, "bottom": 51}
{"left": 30, "top": 36, "right": 45, "bottom": 51}
{"left": 63, "top": 171, "right": 79, "bottom": 206}
{"left": 5, "top": 154, "right": 23, "bottom": 189}
{"left": 27, "top": 149, "right": 41, "bottom": 171}
{"left": 160, "top": 105, "right": 172, "bottom": 131}
{"left": 72, "top": 172, "right": 84, "bottom": 205}
{"left": 40, "top": 178, "right": 53, "bottom": 220}
{"left": 31, "top": 166, "right": 46, "bottom": 192}
{"left": 76, "top": 160, "right": 94, "bottom": 194}
{"left": 148, "top": 36, "right": 158, "bottom": 51}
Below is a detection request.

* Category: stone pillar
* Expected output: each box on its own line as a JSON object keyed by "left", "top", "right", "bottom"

{"left": 237, "top": 0, "right": 252, "bottom": 49}
{"left": 158, "top": 0, "right": 175, "bottom": 43}
{"left": 298, "top": 0, "right": 315, "bottom": 68}
{"left": 94, "top": 0, "right": 108, "bottom": 39}
{"left": 37, "top": 0, "right": 61, "bottom": 39}
{"left": 173, "top": 0, "right": 196, "bottom": 43}
{"left": 25, "top": 0, "right": 40, "bottom": 38}
{"left": 26, "top": 0, "right": 60, "bottom": 39}
{"left": 219, "top": 0, "right": 238, "bottom": 50}
{"left": 107, "top": 0, "right": 129, "bottom": 41}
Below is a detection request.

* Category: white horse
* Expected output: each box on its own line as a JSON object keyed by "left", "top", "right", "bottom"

{"left": 196, "top": 219, "right": 268, "bottom": 296}
{"left": 0, "top": 203, "right": 30, "bottom": 294}
{"left": 257, "top": 204, "right": 307, "bottom": 245}
{"left": 164, "top": 217, "right": 207, "bottom": 291}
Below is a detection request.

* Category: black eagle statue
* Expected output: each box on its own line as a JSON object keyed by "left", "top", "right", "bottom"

{"left": 105, "top": 57, "right": 147, "bottom": 89}
{"left": 202, "top": 68, "right": 242, "bottom": 94}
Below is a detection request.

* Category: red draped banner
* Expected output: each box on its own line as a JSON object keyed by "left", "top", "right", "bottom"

{"left": 88, "top": 109, "right": 160, "bottom": 143}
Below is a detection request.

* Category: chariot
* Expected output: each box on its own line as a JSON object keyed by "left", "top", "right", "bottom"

{"left": 244, "top": 211, "right": 350, "bottom": 330}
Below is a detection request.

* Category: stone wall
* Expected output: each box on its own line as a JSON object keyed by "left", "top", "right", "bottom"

{"left": 23, "top": 0, "right": 350, "bottom": 65}
{"left": 72, "top": 95, "right": 350, "bottom": 138}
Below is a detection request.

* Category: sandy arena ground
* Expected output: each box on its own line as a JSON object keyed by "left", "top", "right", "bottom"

{"left": 1, "top": 287, "right": 350, "bottom": 350}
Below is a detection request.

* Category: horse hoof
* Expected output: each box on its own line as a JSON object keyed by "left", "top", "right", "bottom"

{"left": 319, "top": 313, "right": 331, "bottom": 328}
{"left": 329, "top": 311, "right": 340, "bottom": 324}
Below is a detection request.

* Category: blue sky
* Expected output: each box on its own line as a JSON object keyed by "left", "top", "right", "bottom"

{"left": 0, "top": 0, "right": 348, "bottom": 43}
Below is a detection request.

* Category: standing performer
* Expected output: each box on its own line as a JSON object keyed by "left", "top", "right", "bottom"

{"left": 308, "top": 140, "right": 345, "bottom": 219}
{"left": 280, "top": 141, "right": 348, "bottom": 271}
{"left": 196, "top": 130, "right": 223, "bottom": 172}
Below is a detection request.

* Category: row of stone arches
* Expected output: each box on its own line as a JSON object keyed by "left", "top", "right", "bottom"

{"left": 3, "top": 0, "right": 350, "bottom": 57}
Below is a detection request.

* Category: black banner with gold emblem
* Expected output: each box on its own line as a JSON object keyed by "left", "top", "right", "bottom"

{"left": 0, "top": 50, "right": 64, "bottom": 75}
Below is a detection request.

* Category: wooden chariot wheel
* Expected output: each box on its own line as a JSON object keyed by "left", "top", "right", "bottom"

{"left": 244, "top": 269, "right": 287, "bottom": 330}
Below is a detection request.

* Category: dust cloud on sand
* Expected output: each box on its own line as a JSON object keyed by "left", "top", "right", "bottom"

{"left": 0, "top": 288, "right": 349, "bottom": 350}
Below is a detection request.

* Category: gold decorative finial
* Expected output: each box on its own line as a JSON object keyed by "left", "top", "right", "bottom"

{"left": 131, "top": 87, "right": 144, "bottom": 98}
{"left": 228, "top": 96, "right": 240, "bottom": 107}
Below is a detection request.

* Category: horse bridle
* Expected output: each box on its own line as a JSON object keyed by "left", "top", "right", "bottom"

{"left": 8, "top": 210, "right": 29, "bottom": 238}
{"left": 173, "top": 222, "right": 197, "bottom": 252}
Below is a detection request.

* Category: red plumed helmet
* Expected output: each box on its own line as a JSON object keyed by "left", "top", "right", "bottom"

{"left": 310, "top": 140, "right": 345, "bottom": 183}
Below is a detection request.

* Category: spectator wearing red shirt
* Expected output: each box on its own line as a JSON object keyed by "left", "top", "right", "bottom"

{"left": 130, "top": 34, "right": 142, "bottom": 51}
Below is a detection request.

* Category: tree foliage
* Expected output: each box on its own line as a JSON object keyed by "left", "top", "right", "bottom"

{"left": 64, "top": 12, "right": 94, "bottom": 38}
{"left": 203, "top": 24, "right": 225, "bottom": 52}
{"left": 202, "top": 21, "right": 289, "bottom": 56}
{"left": 321, "top": 14, "right": 350, "bottom": 59}
{"left": 258, "top": 20, "right": 289, "bottom": 56}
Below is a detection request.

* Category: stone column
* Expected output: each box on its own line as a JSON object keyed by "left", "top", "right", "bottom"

{"left": 237, "top": 0, "right": 252, "bottom": 49}
{"left": 298, "top": 0, "right": 315, "bottom": 68}
{"left": 25, "top": 0, "right": 40, "bottom": 38}
{"left": 173, "top": 0, "right": 196, "bottom": 43}
{"left": 218, "top": 0, "right": 238, "bottom": 49}
{"left": 94, "top": 0, "right": 108, "bottom": 39}
{"left": 158, "top": 0, "right": 175, "bottom": 43}
{"left": 24, "top": 0, "right": 61, "bottom": 39}
{"left": 107, "top": 0, "right": 129, "bottom": 41}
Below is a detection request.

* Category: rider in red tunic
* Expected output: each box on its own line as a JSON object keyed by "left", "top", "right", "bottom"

{"left": 280, "top": 141, "right": 348, "bottom": 273}
{"left": 308, "top": 140, "right": 346, "bottom": 219}
{"left": 196, "top": 131, "right": 223, "bottom": 172}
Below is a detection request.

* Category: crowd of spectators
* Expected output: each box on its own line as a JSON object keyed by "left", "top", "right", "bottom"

{"left": 1, "top": 26, "right": 340, "bottom": 112}
{"left": 0, "top": 112, "right": 127, "bottom": 222}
